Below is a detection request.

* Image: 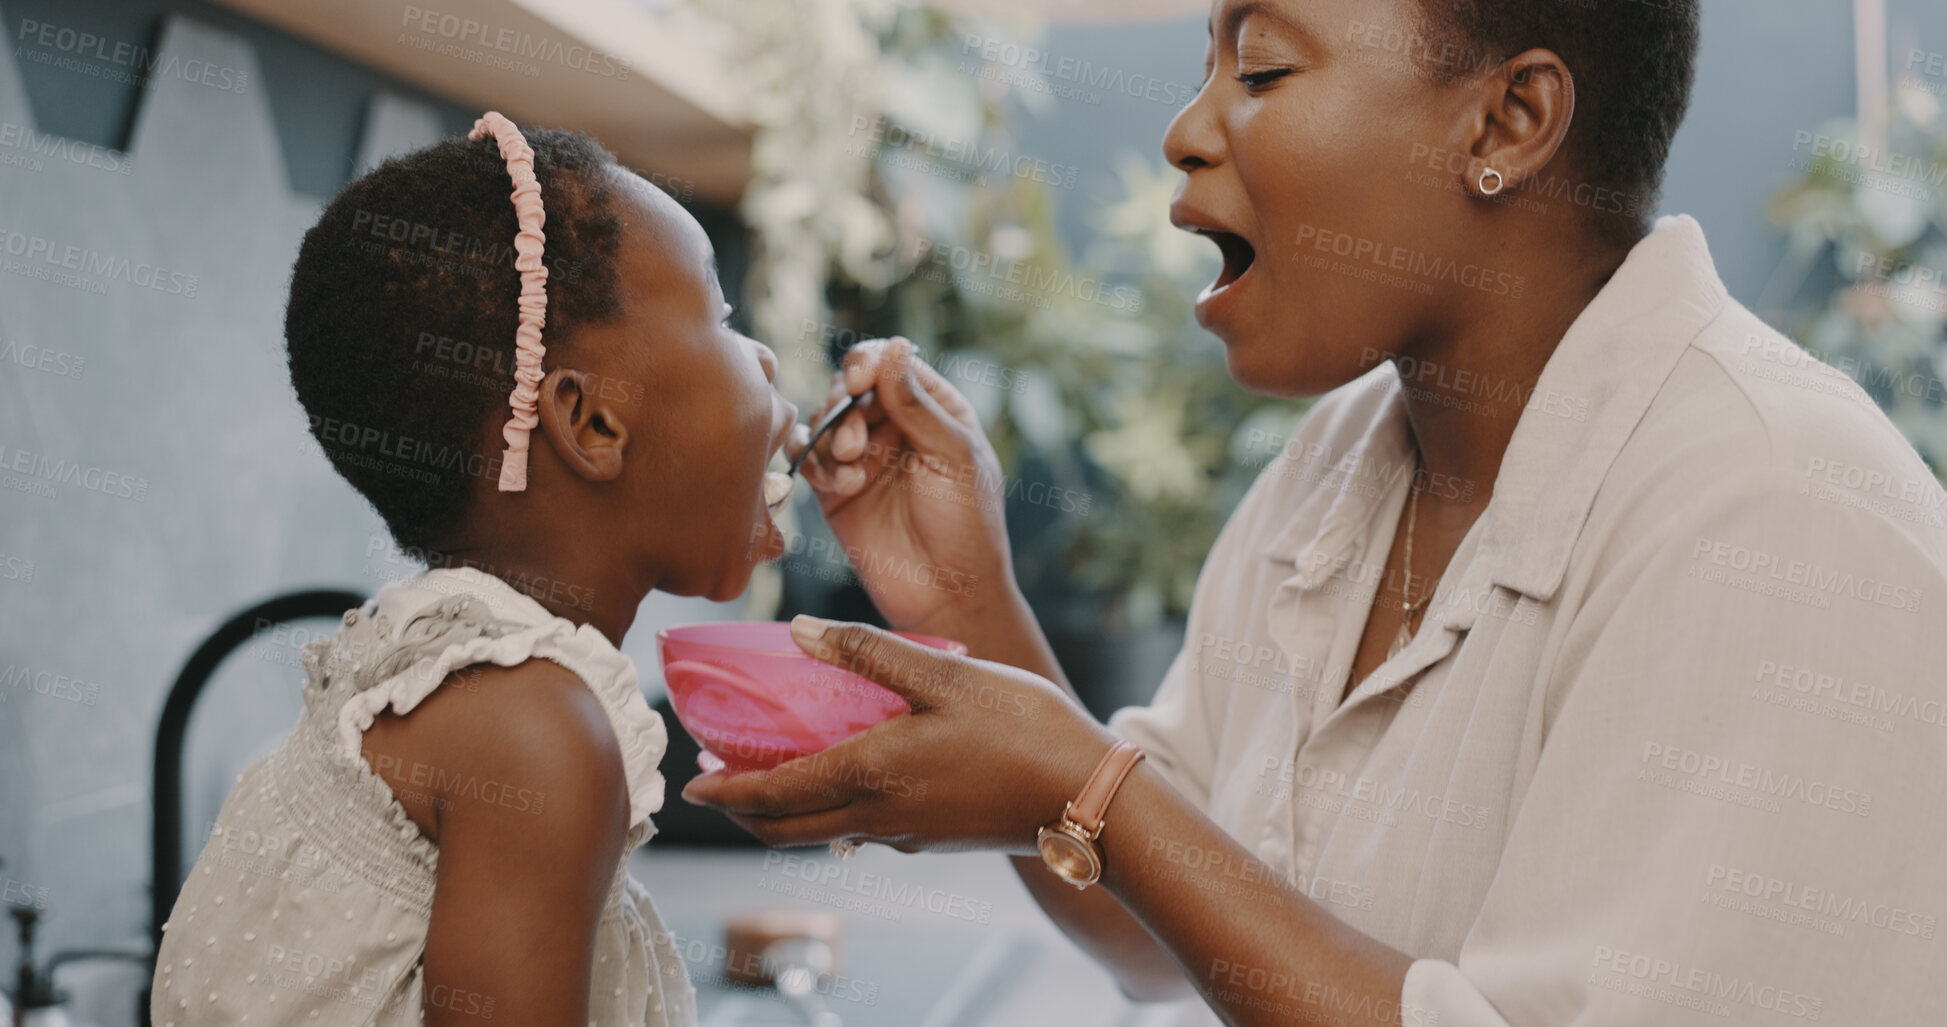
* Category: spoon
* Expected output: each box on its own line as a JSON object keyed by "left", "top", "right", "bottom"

{"left": 765, "top": 389, "right": 872, "bottom": 511}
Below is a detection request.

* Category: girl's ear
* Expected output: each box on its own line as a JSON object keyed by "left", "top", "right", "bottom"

{"left": 535, "top": 367, "right": 628, "bottom": 482}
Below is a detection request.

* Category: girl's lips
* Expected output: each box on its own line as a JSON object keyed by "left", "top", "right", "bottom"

{"left": 753, "top": 500, "right": 787, "bottom": 563}
{"left": 763, "top": 471, "right": 794, "bottom": 510}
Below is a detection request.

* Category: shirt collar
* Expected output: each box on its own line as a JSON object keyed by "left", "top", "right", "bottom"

{"left": 1481, "top": 214, "right": 1729, "bottom": 601}
{"left": 1268, "top": 366, "right": 1414, "bottom": 589}
{"left": 1264, "top": 215, "right": 1729, "bottom": 602}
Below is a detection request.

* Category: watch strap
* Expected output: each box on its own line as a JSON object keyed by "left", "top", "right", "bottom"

{"left": 1066, "top": 740, "right": 1145, "bottom": 836}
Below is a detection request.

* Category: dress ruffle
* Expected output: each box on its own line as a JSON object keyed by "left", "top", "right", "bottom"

{"left": 332, "top": 572, "right": 669, "bottom": 832}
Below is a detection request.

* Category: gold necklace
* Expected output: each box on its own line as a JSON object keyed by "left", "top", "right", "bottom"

{"left": 1388, "top": 473, "right": 1428, "bottom": 660}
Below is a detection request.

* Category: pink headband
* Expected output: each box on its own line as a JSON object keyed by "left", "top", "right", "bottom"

{"left": 467, "top": 111, "right": 548, "bottom": 492}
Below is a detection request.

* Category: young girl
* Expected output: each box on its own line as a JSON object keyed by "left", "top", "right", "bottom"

{"left": 152, "top": 113, "right": 799, "bottom": 1025}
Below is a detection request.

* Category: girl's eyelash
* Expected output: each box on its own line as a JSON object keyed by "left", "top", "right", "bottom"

{"left": 1235, "top": 68, "right": 1295, "bottom": 90}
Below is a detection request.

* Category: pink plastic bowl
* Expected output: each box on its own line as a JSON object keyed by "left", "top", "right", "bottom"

{"left": 657, "top": 622, "right": 966, "bottom": 774}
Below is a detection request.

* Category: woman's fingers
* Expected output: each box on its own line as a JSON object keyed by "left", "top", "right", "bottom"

{"left": 872, "top": 341, "right": 976, "bottom": 459}
{"left": 832, "top": 407, "right": 870, "bottom": 462}
{"left": 682, "top": 762, "right": 854, "bottom": 818}
{"left": 724, "top": 808, "right": 874, "bottom": 849}
{"left": 841, "top": 337, "right": 891, "bottom": 396}
{"left": 788, "top": 615, "right": 963, "bottom": 708}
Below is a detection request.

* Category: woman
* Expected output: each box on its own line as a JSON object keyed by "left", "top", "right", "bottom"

{"left": 687, "top": 1, "right": 1947, "bottom": 1023}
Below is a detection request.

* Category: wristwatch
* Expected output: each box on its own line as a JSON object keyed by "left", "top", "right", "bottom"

{"left": 1036, "top": 740, "right": 1146, "bottom": 889}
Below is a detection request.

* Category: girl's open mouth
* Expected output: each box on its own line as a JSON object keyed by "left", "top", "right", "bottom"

{"left": 763, "top": 471, "right": 794, "bottom": 512}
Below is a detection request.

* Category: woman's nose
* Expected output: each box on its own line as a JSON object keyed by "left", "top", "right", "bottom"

{"left": 1162, "top": 80, "right": 1225, "bottom": 171}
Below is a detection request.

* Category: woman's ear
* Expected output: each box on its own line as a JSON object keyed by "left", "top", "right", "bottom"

{"left": 1465, "top": 48, "right": 1577, "bottom": 197}
{"left": 535, "top": 367, "right": 628, "bottom": 483}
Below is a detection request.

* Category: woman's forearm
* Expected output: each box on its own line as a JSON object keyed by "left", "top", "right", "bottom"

{"left": 1097, "top": 765, "right": 1415, "bottom": 1027}
{"left": 905, "top": 582, "right": 1073, "bottom": 691}
{"left": 908, "top": 585, "right": 1193, "bottom": 999}
{"left": 1012, "top": 854, "right": 1194, "bottom": 1001}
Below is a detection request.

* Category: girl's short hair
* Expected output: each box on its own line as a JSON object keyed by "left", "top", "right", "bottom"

{"left": 286, "top": 126, "right": 625, "bottom": 552}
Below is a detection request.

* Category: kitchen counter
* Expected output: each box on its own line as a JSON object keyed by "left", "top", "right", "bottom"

{"left": 631, "top": 844, "right": 1195, "bottom": 1027}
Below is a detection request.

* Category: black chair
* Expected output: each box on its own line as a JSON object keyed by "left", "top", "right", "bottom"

{"left": 140, "top": 588, "right": 366, "bottom": 1027}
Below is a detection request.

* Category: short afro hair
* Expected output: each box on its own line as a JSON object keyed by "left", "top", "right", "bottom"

{"left": 1415, "top": 0, "right": 1700, "bottom": 243}
{"left": 286, "top": 126, "right": 625, "bottom": 553}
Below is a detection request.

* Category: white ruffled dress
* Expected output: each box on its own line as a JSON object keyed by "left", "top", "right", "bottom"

{"left": 152, "top": 567, "right": 696, "bottom": 1026}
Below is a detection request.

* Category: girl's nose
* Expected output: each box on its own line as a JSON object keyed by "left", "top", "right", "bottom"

{"left": 754, "top": 339, "right": 780, "bottom": 383}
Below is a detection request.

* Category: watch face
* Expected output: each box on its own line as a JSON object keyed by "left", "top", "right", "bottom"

{"left": 1038, "top": 829, "right": 1100, "bottom": 884}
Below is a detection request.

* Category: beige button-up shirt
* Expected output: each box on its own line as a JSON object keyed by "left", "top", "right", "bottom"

{"left": 1111, "top": 215, "right": 1947, "bottom": 1025}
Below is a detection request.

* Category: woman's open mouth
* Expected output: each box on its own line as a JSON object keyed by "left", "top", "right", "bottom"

{"left": 1191, "top": 227, "right": 1258, "bottom": 329}
{"left": 1207, "top": 230, "right": 1257, "bottom": 293}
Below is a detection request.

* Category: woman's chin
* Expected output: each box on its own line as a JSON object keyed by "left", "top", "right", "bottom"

{"left": 1219, "top": 328, "right": 1382, "bottom": 400}
{"left": 1223, "top": 346, "right": 1325, "bottom": 400}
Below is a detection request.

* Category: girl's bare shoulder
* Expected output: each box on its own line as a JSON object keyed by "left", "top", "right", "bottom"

{"left": 359, "top": 658, "right": 627, "bottom": 843}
